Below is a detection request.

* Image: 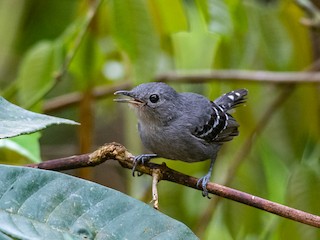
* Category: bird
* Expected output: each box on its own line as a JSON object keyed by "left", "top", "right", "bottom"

{"left": 114, "top": 82, "right": 247, "bottom": 197}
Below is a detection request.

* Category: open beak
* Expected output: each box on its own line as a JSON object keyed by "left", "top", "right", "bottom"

{"left": 114, "top": 90, "right": 145, "bottom": 107}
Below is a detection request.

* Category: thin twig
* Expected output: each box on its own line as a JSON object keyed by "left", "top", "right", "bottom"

{"left": 43, "top": 65, "right": 320, "bottom": 113}
{"left": 43, "top": 82, "right": 132, "bottom": 113}
{"left": 26, "top": 142, "right": 320, "bottom": 228}
{"left": 151, "top": 168, "right": 161, "bottom": 210}
{"left": 156, "top": 70, "right": 320, "bottom": 83}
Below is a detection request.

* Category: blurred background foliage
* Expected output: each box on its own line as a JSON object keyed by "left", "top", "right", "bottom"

{"left": 0, "top": 0, "right": 319, "bottom": 239}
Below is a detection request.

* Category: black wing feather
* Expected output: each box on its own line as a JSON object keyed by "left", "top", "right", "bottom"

{"left": 193, "top": 89, "right": 247, "bottom": 143}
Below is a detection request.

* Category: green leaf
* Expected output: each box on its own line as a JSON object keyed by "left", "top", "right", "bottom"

{"left": 259, "top": 141, "right": 289, "bottom": 203}
{"left": 257, "top": 8, "right": 293, "bottom": 70}
{"left": 109, "top": 0, "right": 159, "bottom": 83}
{"left": 279, "top": 161, "right": 320, "bottom": 239}
{"left": 69, "top": 33, "right": 105, "bottom": 90}
{"left": 16, "top": 40, "right": 62, "bottom": 109}
{"left": 171, "top": 0, "right": 221, "bottom": 70}
{"left": 0, "top": 134, "right": 41, "bottom": 164}
{"left": 207, "top": 0, "right": 234, "bottom": 37}
{"left": 172, "top": 32, "right": 220, "bottom": 70}
{"left": 151, "top": 0, "right": 187, "bottom": 34}
{"left": 0, "top": 97, "right": 78, "bottom": 139}
{"left": 0, "top": 165, "right": 198, "bottom": 240}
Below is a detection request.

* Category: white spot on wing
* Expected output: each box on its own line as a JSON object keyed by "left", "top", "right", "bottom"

{"left": 228, "top": 95, "right": 235, "bottom": 101}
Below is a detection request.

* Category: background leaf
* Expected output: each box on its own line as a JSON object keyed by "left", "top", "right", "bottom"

{"left": 109, "top": 0, "right": 159, "bottom": 83}
{"left": 16, "top": 41, "right": 61, "bottom": 109}
{"left": 0, "top": 97, "right": 78, "bottom": 139}
{"left": 0, "top": 134, "right": 41, "bottom": 164}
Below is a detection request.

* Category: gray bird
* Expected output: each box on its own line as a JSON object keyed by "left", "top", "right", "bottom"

{"left": 114, "top": 82, "right": 247, "bottom": 197}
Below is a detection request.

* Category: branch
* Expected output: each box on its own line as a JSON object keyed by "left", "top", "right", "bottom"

{"left": 26, "top": 142, "right": 320, "bottom": 228}
{"left": 156, "top": 70, "right": 320, "bottom": 83}
{"left": 43, "top": 82, "right": 132, "bottom": 113}
{"left": 43, "top": 65, "right": 320, "bottom": 113}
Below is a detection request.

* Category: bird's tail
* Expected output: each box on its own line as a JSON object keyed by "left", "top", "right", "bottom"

{"left": 214, "top": 89, "right": 248, "bottom": 111}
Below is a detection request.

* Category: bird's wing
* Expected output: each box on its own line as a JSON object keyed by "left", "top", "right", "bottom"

{"left": 192, "top": 101, "right": 239, "bottom": 143}
{"left": 214, "top": 89, "right": 248, "bottom": 111}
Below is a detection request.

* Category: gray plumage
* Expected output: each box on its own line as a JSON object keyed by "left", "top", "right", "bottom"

{"left": 114, "top": 82, "right": 247, "bottom": 197}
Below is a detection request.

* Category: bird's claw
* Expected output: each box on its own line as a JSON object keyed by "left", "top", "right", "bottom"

{"left": 132, "top": 154, "right": 157, "bottom": 177}
{"left": 196, "top": 174, "right": 211, "bottom": 199}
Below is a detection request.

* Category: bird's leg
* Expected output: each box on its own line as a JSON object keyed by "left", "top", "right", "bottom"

{"left": 132, "top": 154, "right": 158, "bottom": 176}
{"left": 196, "top": 158, "right": 215, "bottom": 198}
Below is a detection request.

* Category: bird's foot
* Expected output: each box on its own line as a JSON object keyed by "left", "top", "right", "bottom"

{"left": 132, "top": 154, "right": 158, "bottom": 177}
{"left": 196, "top": 174, "right": 212, "bottom": 199}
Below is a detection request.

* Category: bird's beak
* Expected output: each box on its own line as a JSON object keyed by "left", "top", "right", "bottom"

{"left": 114, "top": 90, "right": 145, "bottom": 107}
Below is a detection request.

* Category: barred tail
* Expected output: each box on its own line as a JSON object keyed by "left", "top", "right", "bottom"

{"left": 214, "top": 89, "right": 248, "bottom": 111}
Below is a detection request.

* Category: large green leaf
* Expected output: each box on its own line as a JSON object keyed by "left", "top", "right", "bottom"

{"left": 0, "top": 165, "right": 198, "bottom": 240}
{"left": 0, "top": 97, "right": 78, "bottom": 139}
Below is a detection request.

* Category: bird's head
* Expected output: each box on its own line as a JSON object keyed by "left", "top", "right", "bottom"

{"left": 114, "top": 82, "right": 180, "bottom": 124}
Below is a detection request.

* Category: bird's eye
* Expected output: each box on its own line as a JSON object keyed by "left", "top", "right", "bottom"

{"left": 149, "top": 94, "right": 159, "bottom": 103}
